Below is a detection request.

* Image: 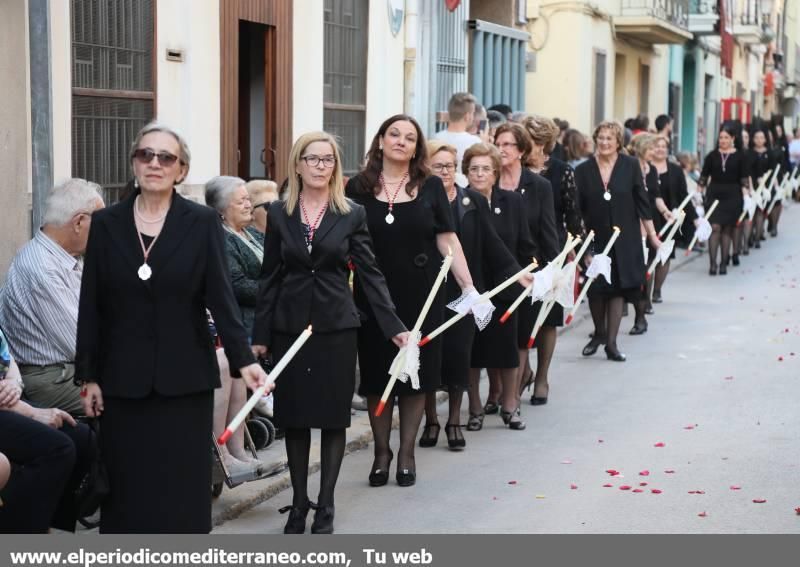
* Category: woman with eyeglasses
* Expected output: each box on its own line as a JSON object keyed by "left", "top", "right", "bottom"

{"left": 75, "top": 122, "right": 270, "bottom": 533}
{"left": 420, "top": 141, "right": 522, "bottom": 448}
{"left": 346, "top": 115, "right": 474, "bottom": 488}
{"left": 491, "top": 122, "right": 558, "bottom": 425}
{"left": 462, "top": 143, "right": 534, "bottom": 431}
{"left": 253, "top": 132, "right": 408, "bottom": 534}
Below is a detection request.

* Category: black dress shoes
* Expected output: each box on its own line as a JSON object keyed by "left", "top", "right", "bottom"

{"left": 396, "top": 468, "right": 416, "bottom": 487}
{"left": 279, "top": 501, "right": 313, "bottom": 534}
{"left": 652, "top": 290, "right": 663, "bottom": 303}
{"left": 629, "top": 322, "right": 648, "bottom": 335}
{"left": 732, "top": 254, "right": 740, "bottom": 266}
{"left": 311, "top": 505, "right": 335, "bottom": 534}
{"left": 582, "top": 338, "right": 605, "bottom": 356}
{"left": 368, "top": 451, "right": 393, "bottom": 487}
{"left": 604, "top": 346, "right": 626, "bottom": 362}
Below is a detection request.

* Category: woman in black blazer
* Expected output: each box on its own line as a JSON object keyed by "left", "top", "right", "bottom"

{"left": 574, "top": 122, "right": 662, "bottom": 361}
{"left": 420, "top": 141, "right": 522, "bottom": 447}
{"left": 252, "top": 132, "right": 408, "bottom": 534}
{"left": 76, "top": 123, "right": 269, "bottom": 533}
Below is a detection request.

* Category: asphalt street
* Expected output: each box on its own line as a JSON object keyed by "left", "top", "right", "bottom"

{"left": 216, "top": 204, "right": 800, "bottom": 534}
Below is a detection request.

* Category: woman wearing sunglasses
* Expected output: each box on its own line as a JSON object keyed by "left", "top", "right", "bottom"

{"left": 75, "top": 122, "right": 270, "bottom": 533}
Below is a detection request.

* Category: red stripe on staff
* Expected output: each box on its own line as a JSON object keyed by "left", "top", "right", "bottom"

{"left": 565, "top": 314, "right": 574, "bottom": 325}
{"left": 499, "top": 310, "right": 512, "bottom": 324}
{"left": 527, "top": 337, "right": 535, "bottom": 349}
{"left": 218, "top": 428, "right": 233, "bottom": 445}
{"left": 375, "top": 399, "right": 387, "bottom": 417}
{"left": 418, "top": 336, "right": 431, "bottom": 347}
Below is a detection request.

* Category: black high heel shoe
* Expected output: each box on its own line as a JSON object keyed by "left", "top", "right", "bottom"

{"left": 444, "top": 423, "right": 466, "bottom": 451}
{"left": 604, "top": 346, "right": 626, "bottom": 362}
{"left": 418, "top": 422, "right": 440, "bottom": 448}
{"left": 629, "top": 321, "right": 648, "bottom": 335}
{"left": 530, "top": 383, "right": 549, "bottom": 406}
{"left": 518, "top": 368, "right": 534, "bottom": 396}
{"left": 709, "top": 265, "right": 718, "bottom": 276}
{"left": 368, "top": 451, "right": 393, "bottom": 487}
{"left": 732, "top": 254, "right": 740, "bottom": 266}
{"left": 719, "top": 265, "right": 727, "bottom": 275}
{"left": 310, "top": 504, "right": 335, "bottom": 534}
{"left": 279, "top": 500, "right": 314, "bottom": 534}
{"left": 396, "top": 467, "right": 416, "bottom": 487}
{"left": 582, "top": 337, "right": 605, "bottom": 356}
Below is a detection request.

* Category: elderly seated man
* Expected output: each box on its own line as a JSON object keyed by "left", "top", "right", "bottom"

{"left": 0, "top": 327, "right": 90, "bottom": 533}
{"left": 0, "top": 179, "right": 104, "bottom": 416}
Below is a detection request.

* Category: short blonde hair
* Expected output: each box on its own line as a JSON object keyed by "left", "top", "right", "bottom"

{"left": 521, "top": 114, "right": 560, "bottom": 155}
{"left": 462, "top": 143, "right": 502, "bottom": 176}
{"left": 286, "top": 131, "right": 350, "bottom": 216}
{"left": 592, "top": 121, "right": 625, "bottom": 154}
{"left": 628, "top": 132, "right": 657, "bottom": 159}
{"left": 246, "top": 179, "right": 279, "bottom": 206}
{"left": 426, "top": 141, "right": 457, "bottom": 161}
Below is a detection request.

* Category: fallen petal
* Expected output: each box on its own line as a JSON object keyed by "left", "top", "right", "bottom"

{"left": 698, "top": 511, "right": 708, "bottom": 517}
{"left": 795, "top": 507, "right": 800, "bottom": 515}
{"left": 654, "top": 442, "right": 666, "bottom": 447}
{"left": 632, "top": 489, "right": 643, "bottom": 493}
{"left": 508, "top": 480, "right": 518, "bottom": 485}
{"left": 639, "top": 470, "right": 650, "bottom": 476}
{"left": 619, "top": 485, "right": 632, "bottom": 491}
{"left": 753, "top": 499, "right": 767, "bottom": 504}
{"left": 639, "top": 482, "right": 648, "bottom": 486}
{"left": 724, "top": 376, "right": 734, "bottom": 380}
{"left": 570, "top": 484, "right": 578, "bottom": 490}
{"left": 730, "top": 485, "right": 741, "bottom": 490}
{"left": 683, "top": 425, "right": 695, "bottom": 430}
{"left": 598, "top": 439, "right": 604, "bottom": 443}
{"left": 651, "top": 489, "right": 662, "bottom": 494}
{"left": 603, "top": 484, "right": 613, "bottom": 488}
{"left": 561, "top": 460, "right": 573, "bottom": 464}
{"left": 664, "top": 469, "right": 676, "bottom": 474}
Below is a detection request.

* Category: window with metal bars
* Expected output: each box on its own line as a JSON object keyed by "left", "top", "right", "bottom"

{"left": 323, "top": 0, "right": 369, "bottom": 177}
{"left": 71, "top": 0, "right": 155, "bottom": 204}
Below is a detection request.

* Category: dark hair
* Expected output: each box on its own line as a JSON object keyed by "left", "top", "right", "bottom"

{"left": 494, "top": 122, "right": 533, "bottom": 163}
{"left": 718, "top": 121, "right": 742, "bottom": 151}
{"left": 488, "top": 104, "right": 513, "bottom": 118}
{"left": 553, "top": 118, "right": 569, "bottom": 131}
{"left": 624, "top": 118, "right": 635, "bottom": 130}
{"left": 749, "top": 128, "right": 771, "bottom": 149}
{"left": 655, "top": 114, "right": 672, "bottom": 131}
{"left": 632, "top": 114, "right": 649, "bottom": 131}
{"left": 358, "top": 114, "right": 429, "bottom": 197}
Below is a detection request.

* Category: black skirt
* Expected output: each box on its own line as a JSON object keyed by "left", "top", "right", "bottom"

{"left": 472, "top": 303, "right": 519, "bottom": 369}
{"left": 100, "top": 392, "right": 213, "bottom": 534}
{"left": 441, "top": 317, "right": 476, "bottom": 388}
{"left": 272, "top": 329, "right": 357, "bottom": 429}
{"left": 706, "top": 183, "right": 743, "bottom": 227}
{"left": 517, "top": 300, "right": 564, "bottom": 348}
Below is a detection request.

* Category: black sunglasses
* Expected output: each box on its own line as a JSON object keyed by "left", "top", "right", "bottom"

{"left": 133, "top": 148, "right": 181, "bottom": 167}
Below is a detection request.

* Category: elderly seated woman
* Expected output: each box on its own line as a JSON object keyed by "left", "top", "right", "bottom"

{"left": 205, "top": 176, "right": 265, "bottom": 474}
{"left": 245, "top": 179, "right": 280, "bottom": 236}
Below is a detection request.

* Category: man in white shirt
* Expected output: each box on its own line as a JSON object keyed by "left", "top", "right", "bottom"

{"left": 432, "top": 92, "right": 482, "bottom": 186}
{"left": 0, "top": 179, "right": 104, "bottom": 415}
{"left": 788, "top": 128, "right": 800, "bottom": 169}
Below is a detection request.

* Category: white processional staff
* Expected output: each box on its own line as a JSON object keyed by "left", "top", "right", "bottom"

{"left": 565, "top": 226, "right": 622, "bottom": 326}
{"left": 499, "top": 234, "right": 582, "bottom": 324}
{"left": 218, "top": 326, "right": 313, "bottom": 445}
{"left": 766, "top": 172, "right": 791, "bottom": 215}
{"left": 685, "top": 199, "right": 719, "bottom": 255}
{"left": 374, "top": 248, "right": 454, "bottom": 417}
{"left": 418, "top": 261, "right": 538, "bottom": 347}
{"left": 647, "top": 211, "right": 685, "bottom": 280}
{"left": 738, "top": 170, "right": 771, "bottom": 226}
{"left": 658, "top": 193, "right": 693, "bottom": 237}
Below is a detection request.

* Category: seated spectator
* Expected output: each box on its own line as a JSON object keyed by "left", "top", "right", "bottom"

{"left": 0, "top": 327, "right": 90, "bottom": 533}
{"left": 0, "top": 179, "right": 104, "bottom": 416}
{"left": 245, "top": 179, "right": 279, "bottom": 236}
{"left": 205, "top": 178, "right": 265, "bottom": 475}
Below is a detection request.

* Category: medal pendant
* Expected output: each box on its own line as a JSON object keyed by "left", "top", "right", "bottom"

{"left": 138, "top": 263, "right": 152, "bottom": 281}
{"left": 385, "top": 212, "right": 395, "bottom": 225}
{"left": 603, "top": 192, "right": 612, "bottom": 202}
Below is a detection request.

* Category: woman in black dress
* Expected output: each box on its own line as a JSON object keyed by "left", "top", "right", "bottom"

{"left": 76, "top": 123, "right": 269, "bottom": 533}
{"left": 521, "top": 115, "right": 583, "bottom": 405}
{"left": 575, "top": 122, "right": 662, "bottom": 361}
{"left": 421, "top": 141, "right": 522, "bottom": 446}
{"left": 253, "top": 132, "right": 408, "bottom": 534}
{"left": 627, "top": 133, "right": 673, "bottom": 335}
{"left": 767, "top": 124, "right": 791, "bottom": 236}
{"left": 462, "top": 143, "right": 533, "bottom": 431}
{"left": 747, "top": 128, "right": 776, "bottom": 248}
{"left": 650, "top": 134, "right": 697, "bottom": 301}
{"left": 494, "top": 122, "right": 559, "bottom": 413}
{"left": 698, "top": 123, "right": 751, "bottom": 275}
{"left": 346, "top": 115, "right": 474, "bottom": 487}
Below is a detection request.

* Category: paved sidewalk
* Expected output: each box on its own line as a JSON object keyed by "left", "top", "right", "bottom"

{"left": 210, "top": 243, "right": 706, "bottom": 528}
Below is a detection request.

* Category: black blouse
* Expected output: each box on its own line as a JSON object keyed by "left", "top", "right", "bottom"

{"left": 541, "top": 157, "right": 583, "bottom": 244}
{"left": 699, "top": 150, "right": 750, "bottom": 189}
{"left": 747, "top": 148, "right": 776, "bottom": 187}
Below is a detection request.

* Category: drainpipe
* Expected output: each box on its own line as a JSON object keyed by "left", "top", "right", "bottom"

{"left": 28, "top": 0, "right": 53, "bottom": 234}
{"left": 404, "top": 0, "right": 418, "bottom": 116}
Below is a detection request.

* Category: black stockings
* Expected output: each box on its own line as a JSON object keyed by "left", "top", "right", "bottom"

{"left": 588, "top": 295, "right": 623, "bottom": 348}
{"left": 424, "top": 386, "right": 464, "bottom": 427}
{"left": 708, "top": 224, "right": 734, "bottom": 268}
{"left": 533, "top": 326, "right": 556, "bottom": 398}
{"left": 285, "top": 428, "right": 347, "bottom": 508}
{"left": 367, "top": 393, "right": 425, "bottom": 473}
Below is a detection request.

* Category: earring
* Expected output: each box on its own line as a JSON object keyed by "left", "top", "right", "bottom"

{"left": 134, "top": 178, "right": 139, "bottom": 189}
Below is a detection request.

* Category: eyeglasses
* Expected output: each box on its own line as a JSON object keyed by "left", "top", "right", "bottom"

{"left": 496, "top": 142, "right": 518, "bottom": 150}
{"left": 132, "top": 148, "right": 181, "bottom": 167}
{"left": 468, "top": 165, "right": 494, "bottom": 175}
{"left": 300, "top": 154, "right": 336, "bottom": 168}
{"left": 431, "top": 163, "right": 456, "bottom": 172}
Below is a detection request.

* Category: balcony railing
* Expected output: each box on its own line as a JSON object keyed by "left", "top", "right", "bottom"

{"left": 688, "top": 0, "right": 716, "bottom": 16}
{"left": 738, "top": 0, "right": 761, "bottom": 26}
{"left": 620, "top": 0, "right": 690, "bottom": 30}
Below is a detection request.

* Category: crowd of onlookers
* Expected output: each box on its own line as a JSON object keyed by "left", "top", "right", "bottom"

{"left": 0, "top": 90, "right": 796, "bottom": 533}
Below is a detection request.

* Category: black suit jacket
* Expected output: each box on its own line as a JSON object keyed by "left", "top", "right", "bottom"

{"left": 75, "top": 191, "right": 255, "bottom": 398}
{"left": 252, "top": 200, "right": 405, "bottom": 347}
{"left": 515, "top": 168, "right": 560, "bottom": 264}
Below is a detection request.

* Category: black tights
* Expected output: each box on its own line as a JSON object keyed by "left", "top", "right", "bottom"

{"left": 708, "top": 224, "right": 734, "bottom": 267}
{"left": 588, "top": 296, "right": 624, "bottom": 350}
{"left": 424, "top": 386, "right": 464, "bottom": 427}
{"left": 367, "top": 394, "right": 424, "bottom": 473}
{"left": 653, "top": 260, "right": 670, "bottom": 296}
{"left": 285, "top": 428, "right": 346, "bottom": 508}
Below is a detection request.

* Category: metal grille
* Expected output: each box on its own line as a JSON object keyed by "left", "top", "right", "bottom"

{"left": 71, "top": 0, "right": 154, "bottom": 204}
{"left": 433, "top": 1, "right": 469, "bottom": 132}
{"left": 469, "top": 20, "right": 529, "bottom": 112}
{"left": 323, "top": 0, "right": 368, "bottom": 176}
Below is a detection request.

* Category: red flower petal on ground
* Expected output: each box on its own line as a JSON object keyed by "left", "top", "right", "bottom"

{"left": 795, "top": 507, "right": 800, "bottom": 515}
{"left": 664, "top": 469, "right": 676, "bottom": 474}
{"left": 606, "top": 469, "right": 620, "bottom": 476}
{"left": 654, "top": 442, "right": 666, "bottom": 447}
{"left": 778, "top": 356, "right": 784, "bottom": 361}
{"left": 570, "top": 484, "right": 578, "bottom": 490}
{"left": 508, "top": 481, "right": 517, "bottom": 485}
{"left": 651, "top": 489, "right": 662, "bottom": 494}
{"left": 698, "top": 511, "right": 707, "bottom": 517}
{"left": 683, "top": 425, "right": 695, "bottom": 430}
{"left": 619, "top": 485, "right": 632, "bottom": 490}
{"left": 598, "top": 439, "right": 604, "bottom": 443}
{"left": 724, "top": 376, "right": 734, "bottom": 380}
{"left": 639, "top": 482, "right": 648, "bottom": 486}
{"left": 688, "top": 490, "right": 705, "bottom": 495}
{"left": 639, "top": 470, "right": 650, "bottom": 476}
{"left": 753, "top": 499, "right": 767, "bottom": 504}
{"left": 632, "top": 489, "right": 643, "bottom": 493}
{"left": 730, "top": 485, "right": 741, "bottom": 490}
{"left": 603, "top": 484, "right": 613, "bottom": 488}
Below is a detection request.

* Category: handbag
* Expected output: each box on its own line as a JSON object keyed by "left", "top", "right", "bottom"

{"left": 74, "top": 418, "right": 109, "bottom": 519}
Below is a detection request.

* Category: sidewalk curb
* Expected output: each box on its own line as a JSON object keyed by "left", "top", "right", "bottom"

{"left": 213, "top": 247, "right": 705, "bottom": 527}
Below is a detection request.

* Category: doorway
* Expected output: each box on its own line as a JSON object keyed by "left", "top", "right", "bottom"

{"left": 238, "top": 21, "right": 276, "bottom": 180}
